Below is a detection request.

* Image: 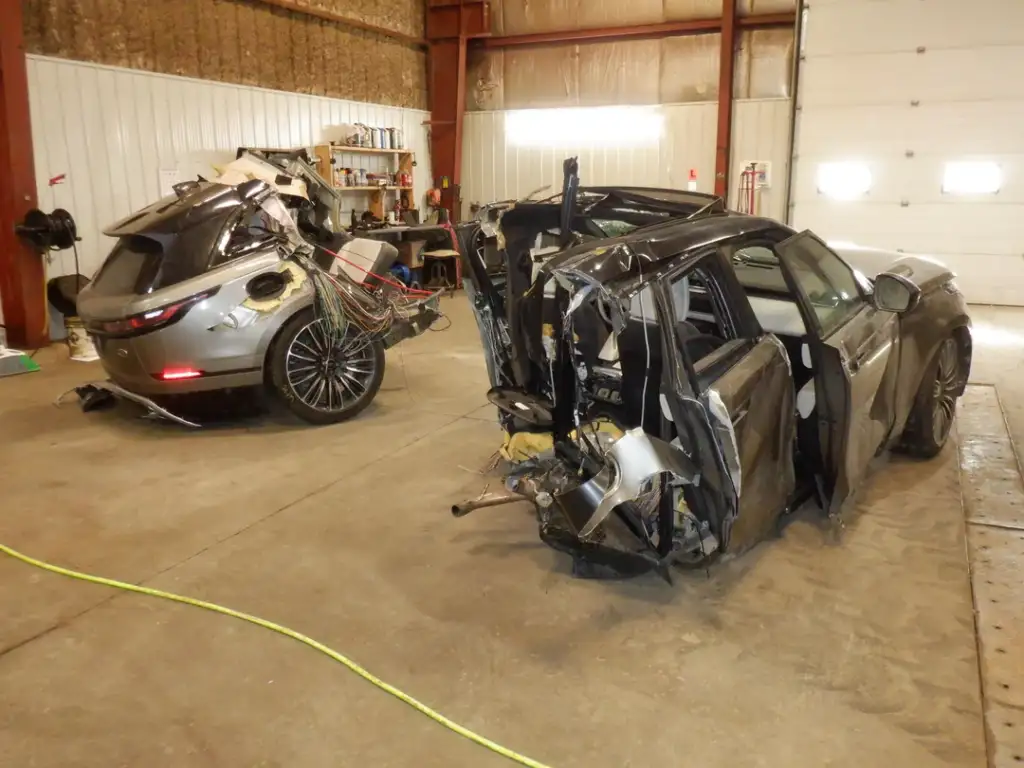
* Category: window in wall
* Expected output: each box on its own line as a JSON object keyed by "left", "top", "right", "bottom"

{"left": 942, "top": 161, "right": 1002, "bottom": 195}
{"left": 816, "top": 162, "right": 872, "bottom": 200}
{"left": 505, "top": 107, "right": 664, "bottom": 149}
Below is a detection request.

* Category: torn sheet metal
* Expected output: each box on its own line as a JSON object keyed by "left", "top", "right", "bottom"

{"left": 213, "top": 155, "right": 309, "bottom": 201}
{"left": 560, "top": 428, "right": 698, "bottom": 539}
{"left": 705, "top": 388, "right": 742, "bottom": 498}
{"left": 58, "top": 381, "right": 200, "bottom": 428}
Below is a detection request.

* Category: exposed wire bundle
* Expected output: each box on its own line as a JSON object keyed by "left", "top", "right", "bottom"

{"left": 291, "top": 246, "right": 440, "bottom": 353}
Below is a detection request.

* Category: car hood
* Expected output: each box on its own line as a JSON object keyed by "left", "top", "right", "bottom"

{"left": 830, "top": 242, "right": 955, "bottom": 294}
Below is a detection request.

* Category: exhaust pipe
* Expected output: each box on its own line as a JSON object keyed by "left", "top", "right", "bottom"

{"left": 451, "top": 478, "right": 554, "bottom": 518}
{"left": 451, "top": 490, "right": 529, "bottom": 517}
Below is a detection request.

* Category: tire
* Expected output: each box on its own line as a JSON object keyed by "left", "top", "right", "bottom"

{"left": 901, "top": 336, "right": 960, "bottom": 458}
{"left": 267, "top": 308, "right": 385, "bottom": 425}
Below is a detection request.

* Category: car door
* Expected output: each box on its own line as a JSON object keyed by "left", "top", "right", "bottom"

{"left": 774, "top": 231, "right": 901, "bottom": 515}
{"left": 657, "top": 253, "right": 798, "bottom": 554}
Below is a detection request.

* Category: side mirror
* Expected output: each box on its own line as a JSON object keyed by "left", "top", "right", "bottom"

{"left": 873, "top": 272, "right": 920, "bottom": 314}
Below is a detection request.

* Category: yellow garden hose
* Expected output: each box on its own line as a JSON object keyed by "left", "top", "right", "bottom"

{"left": 0, "top": 542, "right": 553, "bottom": 768}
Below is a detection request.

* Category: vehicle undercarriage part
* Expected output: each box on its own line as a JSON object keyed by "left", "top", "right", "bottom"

{"left": 58, "top": 382, "right": 201, "bottom": 429}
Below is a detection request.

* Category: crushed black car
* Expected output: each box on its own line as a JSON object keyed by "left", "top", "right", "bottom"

{"left": 452, "top": 159, "right": 972, "bottom": 579}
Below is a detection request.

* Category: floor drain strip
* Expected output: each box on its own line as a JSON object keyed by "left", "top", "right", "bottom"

{"left": 958, "top": 385, "right": 1024, "bottom": 767}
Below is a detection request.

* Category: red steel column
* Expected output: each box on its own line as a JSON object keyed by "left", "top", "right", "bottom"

{"left": 0, "top": 0, "right": 45, "bottom": 348}
{"left": 714, "top": 0, "right": 738, "bottom": 199}
{"left": 427, "top": 0, "right": 487, "bottom": 222}
{"left": 428, "top": 38, "right": 467, "bottom": 219}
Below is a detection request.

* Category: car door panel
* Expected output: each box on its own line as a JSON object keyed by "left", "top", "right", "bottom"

{"left": 701, "top": 336, "right": 797, "bottom": 554}
{"left": 817, "top": 305, "right": 900, "bottom": 502}
{"left": 654, "top": 258, "right": 797, "bottom": 555}
{"left": 775, "top": 231, "right": 900, "bottom": 514}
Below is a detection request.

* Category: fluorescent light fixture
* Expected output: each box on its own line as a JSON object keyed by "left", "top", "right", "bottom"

{"left": 943, "top": 161, "right": 1002, "bottom": 194}
{"left": 505, "top": 106, "right": 664, "bottom": 148}
{"left": 816, "top": 162, "right": 872, "bottom": 200}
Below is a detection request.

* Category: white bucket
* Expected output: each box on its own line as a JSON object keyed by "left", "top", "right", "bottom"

{"left": 65, "top": 316, "right": 99, "bottom": 362}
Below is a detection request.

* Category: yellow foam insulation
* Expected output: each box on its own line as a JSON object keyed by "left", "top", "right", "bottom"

{"left": 500, "top": 419, "right": 625, "bottom": 463}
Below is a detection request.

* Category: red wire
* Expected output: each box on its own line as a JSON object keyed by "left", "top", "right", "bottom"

{"left": 319, "top": 247, "right": 436, "bottom": 296}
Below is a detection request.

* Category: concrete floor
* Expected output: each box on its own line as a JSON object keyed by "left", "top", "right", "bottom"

{"left": 0, "top": 298, "right": 1019, "bottom": 767}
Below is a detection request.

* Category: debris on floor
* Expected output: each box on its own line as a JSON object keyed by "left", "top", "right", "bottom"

{"left": 0, "top": 345, "right": 40, "bottom": 379}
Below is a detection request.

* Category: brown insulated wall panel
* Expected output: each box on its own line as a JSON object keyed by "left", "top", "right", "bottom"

{"left": 253, "top": 2, "right": 279, "bottom": 89}
{"left": 289, "top": 11, "right": 313, "bottom": 93}
{"left": 734, "top": 29, "right": 794, "bottom": 99}
{"left": 308, "top": 0, "right": 424, "bottom": 38}
{"left": 67, "top": 0, "right": 99, "bottom": 63}
{"left": 236, "top": 1, "right": 261, "bottom": 86}
{"left": 499, "top": 0, "right": 579, "bottom": 37}
{"left": 217, "top": 0, "right": 244, "bottom": 87}
{"left": 663, "top": 0, "right": 722, "bottom": 21}
{"left": 504, "top": 45, "right": 579, "bottom": 109}
{"left": 22, "top": 0, "right": 428, "bottom": 110}
{"left": 195, "top": 0, "right": 223, "bottom": 82}
{"left": 468, "top": 48, "right": 505, "bottom": 111}
{"left": 738, "top": 0, "right": 798, "bottom": 16}
{"left": 172, "top": 0, "right": 203, "bottom": 78}
{"left": 347, "top": 30, "right": 373, "bottom": 102}
{"left": 659, "top": 34, "right": 721, "bottom": 103}
{"left": 578, "top": 40, "right": 660, "bottom": 107}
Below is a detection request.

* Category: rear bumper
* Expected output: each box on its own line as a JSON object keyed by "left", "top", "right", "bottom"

{"left": 101, "top": 364, "right": 264, "bottom": 395}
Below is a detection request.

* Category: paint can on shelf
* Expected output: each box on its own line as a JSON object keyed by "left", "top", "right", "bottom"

{"left": 392, "top": 128, "right": 403, "bottom": 149}
{"left": 356, "top": 124, "right": 370, "bottom": 147}
{"left": 370, "top": 128, "right": 381, "bottom": 148}
{"left": 381, "top": 128, "right": 391, "bottom": 150}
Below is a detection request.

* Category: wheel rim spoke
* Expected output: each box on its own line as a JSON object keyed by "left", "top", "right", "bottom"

{"left": 285, "top": 319, "right": 377, "bottom": 414}
{"left": 333, "top": 371, "right": 360, "bottom": 399}
{"left": 931, "top": 339, "right": 959, "bottom": 444}
{"left": 297, "top": 375, "right": 320, "bottom": 406}
{"left": 293, "top": 340, "right": 320, "bottom": 358}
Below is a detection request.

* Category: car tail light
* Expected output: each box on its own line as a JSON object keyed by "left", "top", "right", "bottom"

{"left": 91, "top": 288, "right": 219, "bottom": 337}
{"left": 157, "top": 368, "right": 204, "bottom": 381}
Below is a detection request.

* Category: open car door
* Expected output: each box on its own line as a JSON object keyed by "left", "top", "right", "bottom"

{"left": 774, "top": 231, "right": 900, "bottom": 515}
{"left": 655, "top": 256, "right": 798, "bottom": 555}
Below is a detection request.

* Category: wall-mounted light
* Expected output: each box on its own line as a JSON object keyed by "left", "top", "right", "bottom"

{"left": 816, "top": 162, "right": 872, "bottom": 200}
{"left": 505, "top": 106, "right": 664, "bottom": 149}
{"left": 943, "top": 161, "right": 1002, "bottom": 195}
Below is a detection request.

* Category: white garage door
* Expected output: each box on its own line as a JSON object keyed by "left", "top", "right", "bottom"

{"left": 790, "top": 0, "right": 1024, "bottom": 305}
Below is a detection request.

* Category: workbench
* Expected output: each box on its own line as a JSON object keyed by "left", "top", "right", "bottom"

{"left": 353, "top": 224, "right": 461, "bottom": 289}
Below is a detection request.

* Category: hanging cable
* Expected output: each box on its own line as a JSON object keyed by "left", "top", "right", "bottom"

{"left": 0, "top": 542, "right": 554, "bottom": 768}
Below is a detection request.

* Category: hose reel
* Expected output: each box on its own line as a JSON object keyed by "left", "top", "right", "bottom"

{"left": 14, "top": 208, "right": 86, "bottom": 319}
{"left": 15, "top": 208, "right": 79, "bottom": 252}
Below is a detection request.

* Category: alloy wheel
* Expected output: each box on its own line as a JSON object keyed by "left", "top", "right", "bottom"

{"left": 931, "top": 338, "right": 959, "bottom": 445}
{"left": 284, "top": 319, "right": 377, "bottom": 414}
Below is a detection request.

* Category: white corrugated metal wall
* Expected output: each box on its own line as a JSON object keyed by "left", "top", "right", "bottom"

{"left": 461, "top": 98, "right": 793, "bottom": 222}
{"left": 791, "top": 0, "right": 1024, "bottom": 305}
{"left": 26, "top": 55, "right": 432, "bottom": 283}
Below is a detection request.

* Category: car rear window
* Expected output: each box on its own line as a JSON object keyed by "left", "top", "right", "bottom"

{"left": 89, "top": 236, "right": 164, "bottom": 295}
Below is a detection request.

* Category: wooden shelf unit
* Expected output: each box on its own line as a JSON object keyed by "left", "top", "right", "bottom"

{"left": 337, "top": 186, "right": 414, "bottom": 192}
{"left": 330, "top": 146, "right": 415, "bottom": 157}
{"left": 312, "top": 142, "right": 416, "bottom": 219}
